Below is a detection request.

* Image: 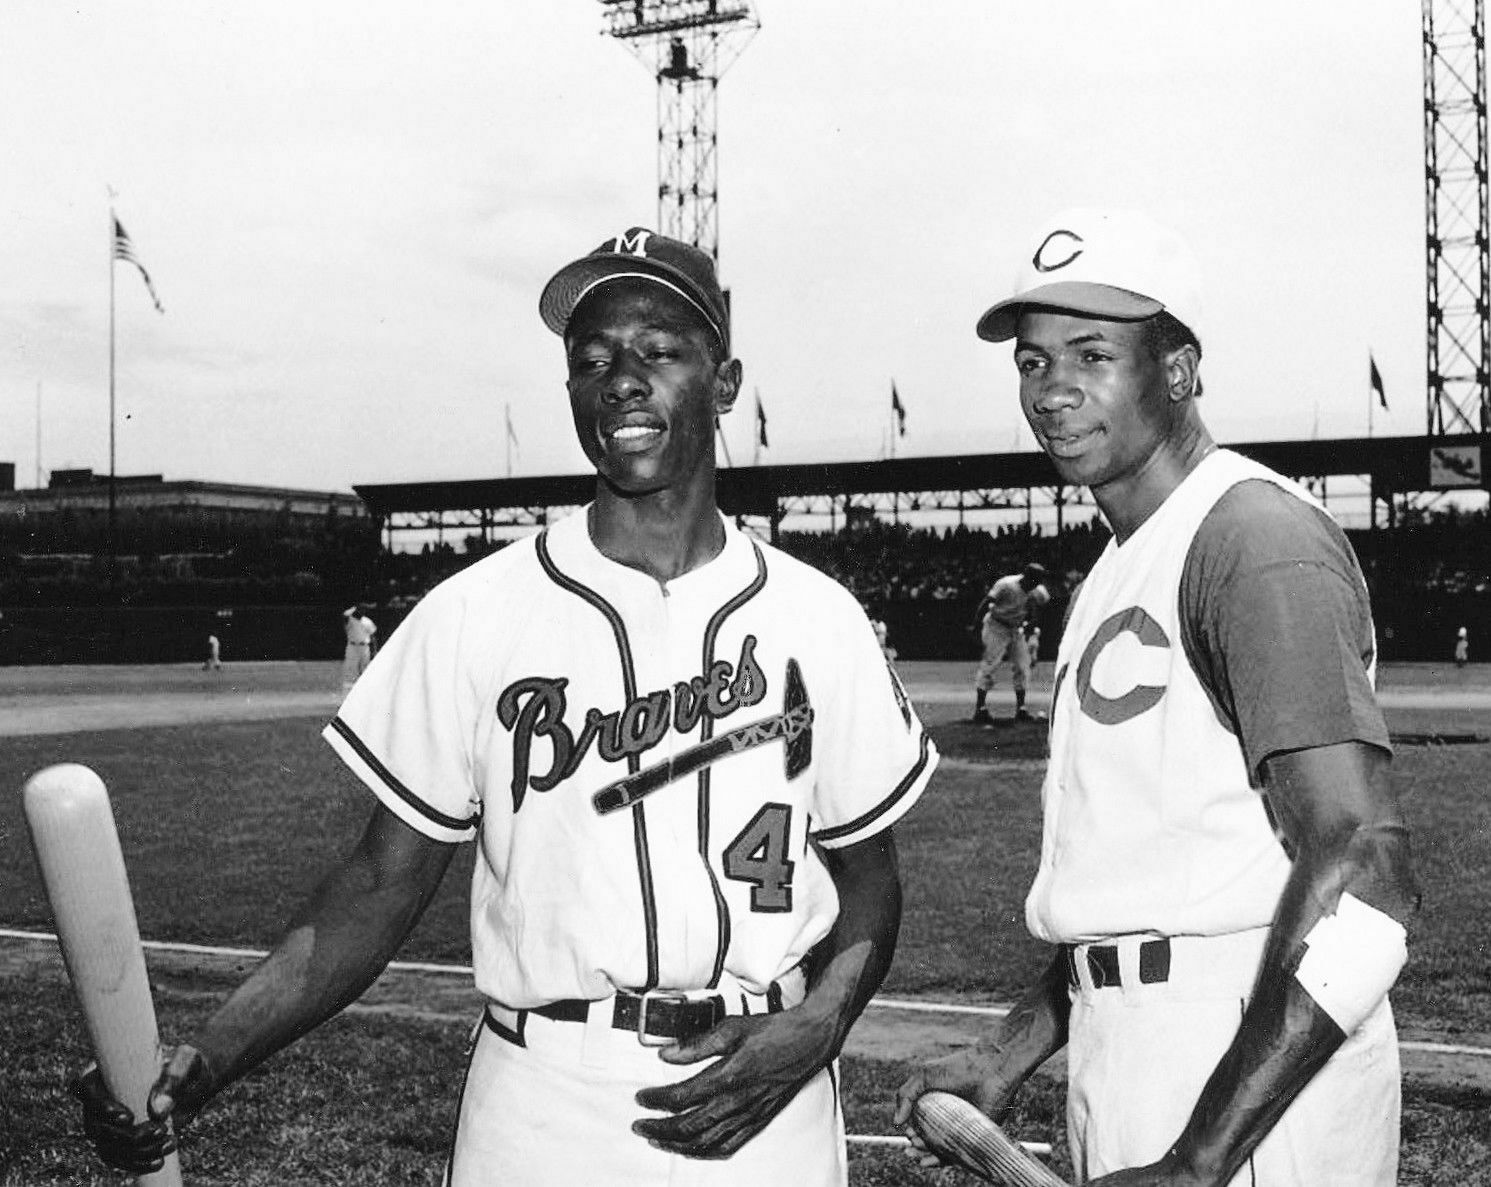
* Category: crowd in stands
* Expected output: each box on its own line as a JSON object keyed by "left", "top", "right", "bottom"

{"left": 0, "top": 501, "right": 1486, "bottom": 664}
{"left": 776, "top": 518, "right": 1109, "bottom": 610}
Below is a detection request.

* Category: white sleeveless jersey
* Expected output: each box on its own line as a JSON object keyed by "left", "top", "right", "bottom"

{"left": 325, "top": 509, "right": 937, "bottom": 1007}
{"left": 1026, "top": 450, "right": 1357, "bottom": 943}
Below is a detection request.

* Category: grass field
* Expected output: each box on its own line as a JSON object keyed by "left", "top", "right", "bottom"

{"left": 1, "top": 660, "right": 1488, "bottom": 1183}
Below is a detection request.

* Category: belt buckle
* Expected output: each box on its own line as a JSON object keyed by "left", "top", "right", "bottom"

{"left": 635, "top": 989, "right": 689, "bottom": 1047}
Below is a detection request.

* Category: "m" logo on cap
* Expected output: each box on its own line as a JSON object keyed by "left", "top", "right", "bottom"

{"left": 608, "top": 229, "right": 652, "bottom": 257}
{"left": 1033, "top": 229, "right": 1084, "bottom": 273}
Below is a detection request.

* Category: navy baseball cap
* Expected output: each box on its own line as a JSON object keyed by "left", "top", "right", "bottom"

{"left": 540, "top": 227, "right": 730, "bottom": 353}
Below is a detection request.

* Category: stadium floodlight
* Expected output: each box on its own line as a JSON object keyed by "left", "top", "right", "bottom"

{"left": 598, "top": 0, "right": 760, "bottom": 263}
{"left": 1423, "top": 0, "right": 1491, "bottom": 434}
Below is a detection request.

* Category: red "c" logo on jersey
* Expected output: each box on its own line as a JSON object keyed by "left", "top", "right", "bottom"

{"left": 1074, "top": 607, "right": 1169, "bottom": 725}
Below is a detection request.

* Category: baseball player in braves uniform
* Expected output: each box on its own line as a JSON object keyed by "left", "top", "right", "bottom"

{"left": 970, "top": 563, "right": 1050, "bottom": 723}
{"left": 74, "top": 227, "right": 937, "bottom": 1186}
{"left": 897, "top": 209, "right": 1419, "bottom": 1185}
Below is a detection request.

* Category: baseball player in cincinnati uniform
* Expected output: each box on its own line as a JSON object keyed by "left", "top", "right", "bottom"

{"left": 897, "top": 208, "right": 1419, "bottom": 1185}
{"left": 72, "top": 226, "right": 937, "bottom": 1187}
{"left": 970, "top": 562, "right": 1050, "bottom": 723}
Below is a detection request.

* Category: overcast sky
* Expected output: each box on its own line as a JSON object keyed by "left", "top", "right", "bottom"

{"left": 0, "top": 1, "right": 1426, "bottom": 495}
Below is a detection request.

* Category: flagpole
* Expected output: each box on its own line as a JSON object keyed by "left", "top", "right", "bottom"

{"left": 889, "top": 384, "right": 897, "bottom": 460}
{"left": 108, "top": 206, "right": 117, "bottom": 595}
{"left": 752, "top": 388, "right": 760, "bottom": 467}
{"left": 505, "top": 402, "right": 512, "bottom": 477}
{"left": 1368, "top": 368, "right": 1374, "bottom": 439}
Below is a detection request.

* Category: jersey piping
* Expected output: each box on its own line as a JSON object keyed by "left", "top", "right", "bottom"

{"left": 698, "top": 540, "right": 769, "bottom": 988}
{"left": 535, "top": 527, "right": 661, "bottom": 990}
{"left": 815, "top": 730, "right": 934, "bottom": 844}
{"left": 325, "top": 714, "right": 479, "bottom": 834}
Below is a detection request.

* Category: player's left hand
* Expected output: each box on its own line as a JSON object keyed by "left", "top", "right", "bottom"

{"left": 631, "top": 1008, "right": 838, "bottom": 1159}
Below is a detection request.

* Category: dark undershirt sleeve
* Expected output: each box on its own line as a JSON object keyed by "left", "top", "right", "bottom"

{"left": 1179, "top": 480, "right": 1390, "bottom": 782}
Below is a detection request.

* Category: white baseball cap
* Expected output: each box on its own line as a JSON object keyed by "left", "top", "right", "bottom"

{"left": 976, "top": 207, "right": 1204, "bottom": 345}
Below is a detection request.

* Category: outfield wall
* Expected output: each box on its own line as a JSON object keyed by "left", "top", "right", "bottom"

{"left": 0, "top": 591, "right": 1483, "bottom": 666}
{"left": 0, "top": 605, "right": 347, "bottom": 666}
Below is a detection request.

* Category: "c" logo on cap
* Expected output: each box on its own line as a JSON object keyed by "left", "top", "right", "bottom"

{"left": 1033, "top": 229, "right": 1084, "bottom": 273}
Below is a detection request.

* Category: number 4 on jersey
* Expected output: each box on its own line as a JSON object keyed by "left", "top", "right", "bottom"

{"left": 723, "top": 803, "right": 795, "bottom": 912}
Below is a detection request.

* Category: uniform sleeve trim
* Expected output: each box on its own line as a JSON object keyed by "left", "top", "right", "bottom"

{"left": 326, "top": 715, "right": 478, "bottom": 834}
{"left": 814, "top": 731, "right": 936, "bottom": 845}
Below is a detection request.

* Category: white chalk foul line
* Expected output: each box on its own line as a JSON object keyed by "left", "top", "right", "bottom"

{"left": 869, "top": 995, "right": 1011, "bottom": 1017}
{"left": 6, "top": 929, "right": 1490, "bottom": 1061}
{"left": 0, "top": 928, "right": 473, "bottom": 977}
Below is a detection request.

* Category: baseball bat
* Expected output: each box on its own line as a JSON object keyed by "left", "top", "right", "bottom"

{"left": 848, "top": 1133, "right": 1053, "bottom": 1157}
{"left": 23, "top": 763, "right": 184, "bottom": 1187}
{"left": 911, "top": 1091, "right": 1069, "bottom": 1187}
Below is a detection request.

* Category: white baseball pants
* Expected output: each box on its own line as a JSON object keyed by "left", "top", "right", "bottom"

{"left": 442, "top": 1000, "right": 846, "bottom": 1186}
{"left": 976, "top": 620, "right": 1031, "bottom": 693}
{"left": 1064, "top": 928, "right": 1400, "bottom": 1185}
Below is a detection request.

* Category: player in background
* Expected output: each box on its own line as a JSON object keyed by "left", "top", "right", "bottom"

{"left": 202, "top": 633, "right": 222, "bottom": 672}
{"left": 1455, "top": 625, "right": 1469, "bottom": 668}
{"left": 969, "top": 562, "right": 1049, "bottom": 724}
{"left": 339, "top": 604, "right": 377, "bottom": 690}
{"left": 897, "top": 208, "right": 1419, "bottom": 1185}
{"left": 73, "top": 227, "right": 937, "bottom": 1187}
{"left": 864, "top": 600, "right": 897, "bottom": 661}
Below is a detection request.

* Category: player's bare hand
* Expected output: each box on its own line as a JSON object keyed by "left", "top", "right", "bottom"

{"left": 892, "top": 1050, "right": 1023, "bottom": 1168}
{"left": 70, "top": 1044, "right": 215, "bottom": 1174}
{"left": 631, "top": 1010, "right": 837, "bottom": 1159}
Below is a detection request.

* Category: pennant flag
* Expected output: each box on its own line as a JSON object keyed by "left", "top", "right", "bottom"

{"left": 755, "top": 393, "right": 768, "bottom": 448}
{"left": 1369, "top": 354, "right": 1387, "bottom": 410}
{"left": 891, "top": 382, "right": 906, "bottom": 436}
{"left": 112, "top": 217, "right": 164, "bottom": 313}
{"left": 505, "top": 405, "right": 519, "bottom": 448}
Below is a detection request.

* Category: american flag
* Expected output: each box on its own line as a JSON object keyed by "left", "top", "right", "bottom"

{"left": 112, "top": 217, "right": 164, "bottom": 313}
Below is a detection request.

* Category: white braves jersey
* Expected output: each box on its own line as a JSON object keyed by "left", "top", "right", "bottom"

{"left": 344, "top": 614, "right": 376, "bottom": 646}
{"left": 325, "top": 508, "right": 937, "bottom": 1008}
{"left": 1026, "top": 450, "right": 1342, "bottom": 943}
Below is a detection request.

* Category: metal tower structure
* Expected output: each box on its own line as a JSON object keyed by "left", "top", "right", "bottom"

{"left": 1424, "top": 0, "right": 1491, "bottom": 433}
{"left": 598, "top": 1, "right": 759, "bottom": 261}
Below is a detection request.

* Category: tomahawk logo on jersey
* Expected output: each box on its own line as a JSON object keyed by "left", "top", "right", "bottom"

{"left": 324, "top": 508, "right": 937, "bottom": 1009}
{"left": 497, "top": 633, "right": 803, "bottom": 813}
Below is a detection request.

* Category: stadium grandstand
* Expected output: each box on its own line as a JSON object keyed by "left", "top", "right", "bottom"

{"left": 1, "top": 433, "right": 1485, "bottom": 666}
{"left": 353, "top": 433, "right": 1489, "bottom": 665}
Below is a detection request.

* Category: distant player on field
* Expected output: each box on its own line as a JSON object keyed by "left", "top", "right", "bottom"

{"left": 969, "top": 562, "right": 1049, "bottom": 723}
{"left": 74, "top": 226, "right": 938, "bottom": 1186}
{"left": 339, "top": 604, "right": 376, "bottom": 690}
{"left": 897, "top": 207, "right": 1419, "bottom": 1185}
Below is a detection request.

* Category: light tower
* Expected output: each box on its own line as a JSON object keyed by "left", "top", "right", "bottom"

{"left": 1423, "top": 0, "right": 1490, "bottom": 433}
{"left": 598, "top": 1, "right": 760, "bottom": 262}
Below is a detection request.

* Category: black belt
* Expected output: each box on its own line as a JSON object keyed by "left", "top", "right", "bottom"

{"left": 487, "top": 983, "right": 785, "bottom": 1048}
{"left": 1064, "top": 938, "right": 1171, "bottom": 989}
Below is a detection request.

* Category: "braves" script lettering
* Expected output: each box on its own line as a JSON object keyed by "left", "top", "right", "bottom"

{"left": 496, "top": 634, "right": 768, "bottom": 811}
